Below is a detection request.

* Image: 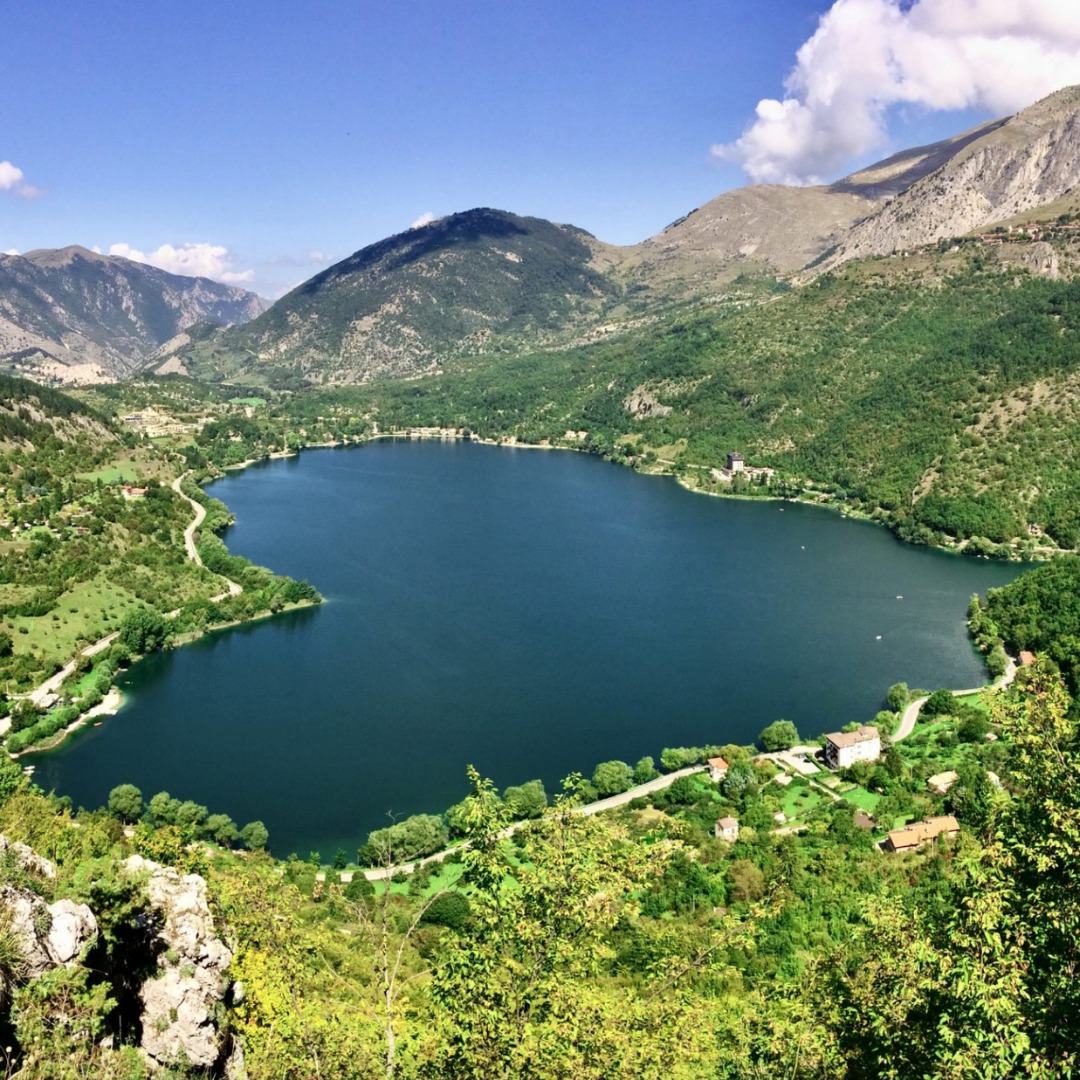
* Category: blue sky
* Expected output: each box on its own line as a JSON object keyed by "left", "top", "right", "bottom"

{"left": 3, "top": 1, "right": 1076, "bottom": 296}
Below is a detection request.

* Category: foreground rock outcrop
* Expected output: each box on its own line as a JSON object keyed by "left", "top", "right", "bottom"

{"left": 124, "top": 855, "right": 241, "bottom": 1074}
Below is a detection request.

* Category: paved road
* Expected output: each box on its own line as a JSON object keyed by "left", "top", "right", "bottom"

{"left": 893, "top": 654, "right": 1018, "bottom": 743}
{"left": 361, "top": 765, "right": 706, "bottom": 882}
{"left": 25, "top": 631, "right": 120, "bottom": 710}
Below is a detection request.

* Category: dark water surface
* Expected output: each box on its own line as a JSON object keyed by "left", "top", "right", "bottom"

{"left": 32, "top": 441, "right": 1024, "bottom": 856}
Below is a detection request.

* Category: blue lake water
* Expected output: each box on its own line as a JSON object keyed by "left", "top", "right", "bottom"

{"left": 31, "top": 440, "right": 1024, "bottom": 856}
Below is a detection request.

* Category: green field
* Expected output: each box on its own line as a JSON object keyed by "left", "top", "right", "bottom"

{"left": 9, "top": 577, "right": 141, "bottom": 667}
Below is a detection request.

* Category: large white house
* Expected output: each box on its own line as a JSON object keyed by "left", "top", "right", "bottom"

{"left": 824, "top": 725, "right": 881, "bottom": 770}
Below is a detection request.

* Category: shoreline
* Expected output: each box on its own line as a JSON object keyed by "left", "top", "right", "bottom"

{"left": 13, "top": 597, "right": 323, "bottom": 760}
{"left": 15, "top": 687, "right": 124, "bottom": 760}
{"left": 206, "top": 432, "right": 1058, "bottom": 563}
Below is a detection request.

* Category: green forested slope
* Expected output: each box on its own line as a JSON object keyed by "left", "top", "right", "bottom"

{"left": 0, "top": 375, "right": 319, "bottom": 749}
{"left": 323, "top": 251, "right": 1080, "bottom": 551}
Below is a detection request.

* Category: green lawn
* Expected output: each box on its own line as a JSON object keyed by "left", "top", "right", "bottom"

{"left": 779, "top": 780, "right": 828, "bottom": 822}
{"left": 953, "top": 691, "right": 991, "bottom": 713}
{"left": 840, "top": 786, "right": 881, "bottom": 812}
{"left": 77, "top": 464, "right": 142, "bottom": 484}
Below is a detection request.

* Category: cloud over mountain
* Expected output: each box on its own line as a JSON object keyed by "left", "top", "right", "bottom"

{"left": 714, "top": 0, "right": 1080, "bottom": 185}
{"left": 108, "top": 241, "right": 255, "bottom": 284}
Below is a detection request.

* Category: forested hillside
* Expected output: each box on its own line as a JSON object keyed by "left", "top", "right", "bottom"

{"left": 0, "top": 375, "right": 319, "bottom": 753}
{"left": 306, "top": 247, "right": 1080, "bottom": 553}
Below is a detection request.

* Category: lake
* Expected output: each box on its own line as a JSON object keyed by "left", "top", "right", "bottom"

{"left": 30, "top": 440, "right": 1025, "bottom": 857}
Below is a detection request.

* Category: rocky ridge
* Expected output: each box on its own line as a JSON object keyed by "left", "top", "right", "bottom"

{"left": 0, "top": 835, "right": 238, "bottom": 1075}
{"left": 0, "top": 246, "right": 267, "bottom": 384}
{"left": 819, "top": 87, "right": 1080, "bottom": 269}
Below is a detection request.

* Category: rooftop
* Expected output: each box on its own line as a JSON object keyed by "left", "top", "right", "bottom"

{"left": 826, "top": 725, "right": 879, "bottom": 749}
{"left": 887, "top": 815, "right": 960, "bottom": 850}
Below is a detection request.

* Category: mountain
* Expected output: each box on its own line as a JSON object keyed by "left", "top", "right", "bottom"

{"left": 637, "top": 114, "right": 1009, "bottom": 283}
{"left": 177, "top": 209, "right": 628, "bottom": 386}
{"left": 818, "top": 86, "right": 1080, "bottom": 270}
{"left": 0, "top": 246, "right": 267, "bottom": 384}
{"left": 165, "top": 87, "right": 1080, "bottom": 390}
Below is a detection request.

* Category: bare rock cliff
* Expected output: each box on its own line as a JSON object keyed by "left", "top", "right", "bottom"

{"left": 823, "top": 87, "right": 1080, "bottom": 268}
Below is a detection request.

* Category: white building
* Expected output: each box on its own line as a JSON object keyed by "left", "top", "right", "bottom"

{"left": 714, "top": 816, "right": 740, "bottom": 843}
{"left": 824, "top": 726, "right": 881, "bottom": 770}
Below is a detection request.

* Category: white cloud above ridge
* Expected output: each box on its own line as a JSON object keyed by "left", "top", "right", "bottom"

{"left": 0, "top": 160, "right": 41, "bottom": 198}
{"left": 714, "top": 0, "right": 1080, "bottom": 185}
{"left": 108, "top": 241, "right": 255, "bottom": 284}
{"left": 410, "top": 211, "right": 437, "bottom": 229}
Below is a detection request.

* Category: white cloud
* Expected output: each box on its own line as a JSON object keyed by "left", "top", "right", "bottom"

{"left": 2, "top": 248, "right": 18, "bottom": 256}
{"left": 714, "top": 0, "right": 1080, "bottom": 185}
{"left": 108, "top": 241, "right": 255, "bottom": 284}
{"left": 409, "top": 211, "right": 437, "bottom": 229}
{"left": 0, "top": 160, "right": 40, "bottom": 198}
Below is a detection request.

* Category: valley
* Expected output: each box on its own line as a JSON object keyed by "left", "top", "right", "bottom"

{"left": 2, "top": 76, "right": 1080, "bottom": 1079}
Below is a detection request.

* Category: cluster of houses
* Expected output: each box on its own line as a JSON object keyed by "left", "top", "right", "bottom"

{"left": 973, "top": 219, "right": 1080, "bottom": 245}
{"left": 710, "top": 721, "right": 967, "bottom": 854}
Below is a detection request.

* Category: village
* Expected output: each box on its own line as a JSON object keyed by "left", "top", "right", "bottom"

{"left": 703, "top": 660, "right": 1017, "bottom": 856}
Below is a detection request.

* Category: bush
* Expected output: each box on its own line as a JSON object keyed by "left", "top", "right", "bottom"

{"left": 420, "top": 891, "right": 471, "bottom": 931}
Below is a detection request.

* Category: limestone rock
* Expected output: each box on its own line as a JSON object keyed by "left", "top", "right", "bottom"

{"left": 1022, "top": 241, "right": 1060, "bottom": 279}
{"left": 0, "top": 834, "right": 56, "bottom": 879}
{"left": 623, "top": 387, "right": 671, "bottom": 419}
{"left": 0, "top": 886, "right": 97, "bottom": 981}
{"left": 44, "top": 898, "right": 98, "bottom": 966}
{"left": 123, "top": 855, "right": 234, "bottom": 1072}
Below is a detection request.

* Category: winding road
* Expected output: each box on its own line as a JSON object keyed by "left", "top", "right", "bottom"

{"left": 892, "top": 654, "right": 1018, "bottom": 743}
{"left": 171, "top": 472, "right": 242, "bottom": 598}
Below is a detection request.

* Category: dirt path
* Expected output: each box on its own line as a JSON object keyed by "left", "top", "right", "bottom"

{"left": 171, "top": 472, "right": 242, "bottom": 598}
{"left": 893, "top": 654, "right": 1019, "bottom": 743}
{"left": 360, "top": 765, "right": 706, "bottom": 882}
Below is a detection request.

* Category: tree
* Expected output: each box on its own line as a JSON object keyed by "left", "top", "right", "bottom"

{"left": 502, "top": 779, "right": 547, "bottom": 820}
{"left": 759, "top": 719, "right": 800, "bottom": 751}
{"left": 422, "top": 769, "right": 705, "bottom": 1077}
{"left": 921, "top": 688, "right": 956, "bottom": 717}
{"left": 592, "top": 760, "right": 633, "bottom": 797}
{"left": 632, "top": 755, "right": 659, "bottom": 784}
{"left": 203, "top": 813, "right": 239, "bottom": 847}
{"left": 361, "top": 814, "right": 448, "bottom": 866}
{"left": 886, "top": 682, "right": 910, "bottom": 711}
{"left": 659, "top": 746, "right": 702, "bottom": 772}
{"left": 107, "top": 783, "right": 143, "bottom": 823}
{"left": 723, "top": 763, "right": 757, "bottom": 803}
{"left": 0, "top": 752, "right": 24, "bottom": 805}
{"left": 841, "top": 662, "right": 1080, "bottom": 1076}
{"left": 239, "top": 820, "right": 269, "bottom": 850}
{"left": 117, "top": 607, "right": 170, "bottom": 655}
{"left": 728, "top": 859, "right": 766, "bottom": 904}
{"left": 420, "top": 891, "right": 471, "bottom": 931}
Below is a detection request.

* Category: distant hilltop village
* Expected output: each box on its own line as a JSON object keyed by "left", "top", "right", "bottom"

{"left": 712, "top": 451, "right": 775, "bottom": 485}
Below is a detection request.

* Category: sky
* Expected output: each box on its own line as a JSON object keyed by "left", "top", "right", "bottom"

{"left": 3, "top": 0, "right": 1080, "bottom": 297}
